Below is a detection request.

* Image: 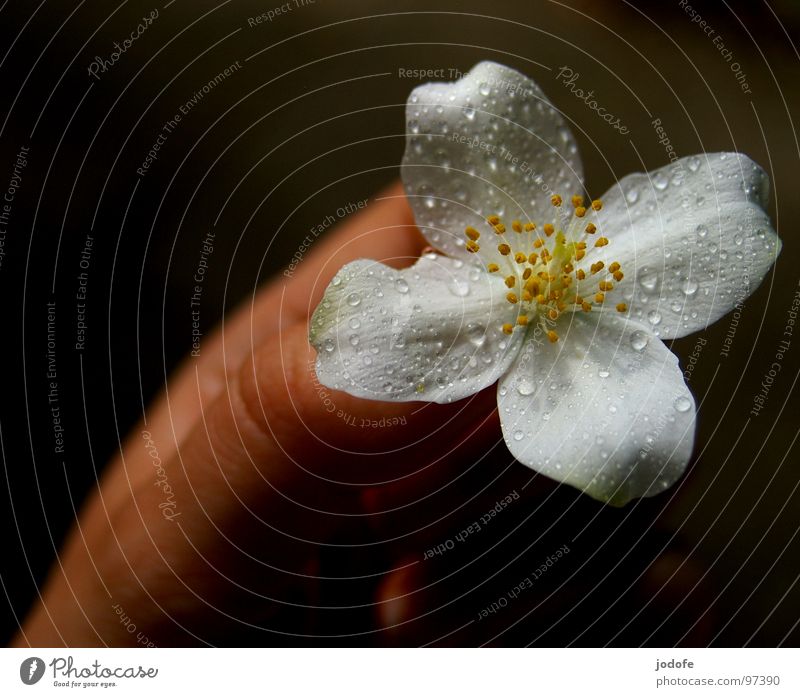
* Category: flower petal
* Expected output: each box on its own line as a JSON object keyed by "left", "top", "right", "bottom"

{"left": 310, "top": 255, "right": 525, "bottom": 403}
{"left": 498, "top": 312, "right": 696, "bottom": 505}
{"left": 401, "top": 60, "right": 583, "bottom": 268}
{"left": 584, "top": 152, "right": 780, "bottom": 339}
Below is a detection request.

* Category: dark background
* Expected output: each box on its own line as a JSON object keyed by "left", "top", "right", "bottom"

{"left": 0, "top": 0, "right": 798, "bottom": 645}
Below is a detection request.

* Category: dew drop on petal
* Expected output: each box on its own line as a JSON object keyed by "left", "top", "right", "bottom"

{"left": 648, "top": 310, "right": 662, "bottom": 326}
{"left": 323, "top": 338, "right": 335, "bottom": 353}
{"left": 653, "top": 172, "right": 669, "bottom": 190}
{"left": 346, "top": 292, "right": 361, "bottom": 307}
{"left": 638, "top": 270, "right": 660, "bottom": 293}
{"left": 479, "top": 81, "right": 491, "bottom": 96}
{"left": 598, "top": 369, "right": 610, "bottom": 378}
{"left": 349, "top": 317, "right": 361, "bottom": 329}
{"left": 449, "top": 278, "right": 470, "bottom": 297}
{"left": 673, "top": 395, "right": 692, "bottom": 412}
{"left": 395, "top": 278, "right": 410, "bottom": 294}
{"left": 517, "top": 378, "right": 535, "bottom": 396}
{"left": 681, "top": 279, "right": 698, "bottom": 296}
{"left": 513, "top": 430, "right": 524, "bottom": 441}
{"left": 630, "top": 330, "right": 649, "bottom": 352}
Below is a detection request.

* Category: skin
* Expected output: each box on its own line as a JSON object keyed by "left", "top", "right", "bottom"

{"left": 13, "top": 182, "right": 508, "bottom": 646}
{"left": 13, "top": 182, "right": 705, "bottom": 647}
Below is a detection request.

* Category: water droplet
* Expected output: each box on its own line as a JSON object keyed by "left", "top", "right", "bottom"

{"left": 598, "top": 369, "right": 610, "bottom": 378}
{"left": 517, "top": 378, "right": 535, "bottom": 396}
{"left": 348, "top": 317, "right": 361, "bottom": 329}
{"left": 673, "top": 395, "right": 692, "bottom": 412}
{"left": 513, "top": 430, "right": 524, "bottom": 441}
{"left": 449, "top": 278, "right": 470, "bottom": 297}
{"left": 463, "top": 105, "right": 476, "bottom": 120}
{"left": 346, "top": 292, "right": 361, "bottom": 307}
{"left": 331, "top": 276, "right": 342, "bottom": 287}
{"left": 648, "top": 310, "right": 662, "bottom": 326}
{"left": 653, "top": 172, "right": 669, "bottom": 190}
{"left": 478, "top": 81, "right": 491, "bottom": 96}
{"left": 467, "top": 324, "right": 486, "bottom": 347}
{"left": 638, "top": 270, "right": 660, "bottom": 293}
{"left": 681, "top": 279, "right": 698, "bottom": 296}
{"left": 630, "top": 330, "right": 649, "bottom": 352}
{"left": 408, "top": 119, "right": 420, "bottom": 135}
{"left": 625, "top": 187, "right": 639, "bottom": 204}
{"left": 323, "top": 338, "right": 335, "bottom": 353}
{"left": 395, "top": 278, "right": 409, "bottom": 294}
{"left": 349, "top": 335, "right": 359, "bottom": 347}
{"left": 695, "top": 224, "right": 708, "bottom": 238}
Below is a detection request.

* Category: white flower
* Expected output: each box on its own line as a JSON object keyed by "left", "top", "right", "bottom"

{"left": 309, "top": 61, "right": 781, "bottom": 505}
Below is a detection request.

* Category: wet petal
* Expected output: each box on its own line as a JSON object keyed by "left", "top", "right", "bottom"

{"left": 498, "top": 312, "right": 695, "bottom": 505}
{"left": 310, "top": 255, "right": 525, "bottom": 403}
{"left": 584, "top": 153, "right": 780, "bottom": 339}
{"left": 401, "top": 60, "right": 583, "bottom": 268}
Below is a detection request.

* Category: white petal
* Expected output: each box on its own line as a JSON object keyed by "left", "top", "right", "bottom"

{"left": 401, "top": 60, "right": 583, "bottom": 267}
{"left": 498, "top": 312, "right": 696, "bottom": 505}
{"left": 584, "top": 152, "right": 781, "bottom": 339}
{"left": 309, "top": 255, "right": 525, "bottom": 403}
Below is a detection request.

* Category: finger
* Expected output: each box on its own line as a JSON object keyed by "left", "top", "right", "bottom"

{"left": 123, "top": 181, "right": 423, "bottom": 477}
{"left": 24, "top": 319, "right": 497, "bottom": 645}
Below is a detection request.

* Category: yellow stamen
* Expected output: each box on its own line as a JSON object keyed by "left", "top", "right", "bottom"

{"left": 515, "top": 252, "right": 527, "bottom": 264}
{"left": 487, "top": 215, "right": 501, "bottom": 225}
{"left": 590, "top": 261, "right": 604, "bottom": 274}
{"left": 498, "top": 243, "right": 511, "bottom": 255}
{"left": 613, "top": 271, "right": 624, "bottom": 282}
{"left": 599, "top": 281, "right": 614, "bottom": 291}
{"left": 575, "top": 206, "right": 586, "bottom": 218}
{"left": 533, "top": 238, "right": 545, "bottom": 248}
{"left": 551, "top": 194, "right": 562, "bottom": 207}
{"left": 494, "top": 223, "right": 506, "bottom": 234}
{"left": 487, "top": 263, "right": 499, "bottom": 273}
{"left": 547, "top": 330, "right": 559, "bottom": 343}
{"left": 591, "top": 199, "right": 603, "bottom": 211}
{"left": 517, "top": 315, "right": 528, "bottom": 326}
{"left": 595, "top": 292, "right": 605, "bottom": 303}
{"left": 585, "top": 223, "right": 596, "bottom": 234}
{"left": 506, "top": 292, "right": 519, "bottom": 304}
{"left": 544, "top": 223, "right": 555, "bottom": 237}
{"left": 505, "top": 275, "right": 516, "bottom": 288}
{"left": 616, "top": 303, "right": 628, "bottom": 312}
{"left": 594, "top": 237, "right": 609, "bottom": 247}
{"left": 466, "top": 240, "right": 479, "bottom": 253}
{"left": 524, "top": 222, "right": 536, "bottom": 232}
{"left": 522, "top": 268, "right": 532, "bottom": 280}
{"left": 581, "top": 301, "right": 592, "bottom": 312}
{"left": 465, "top": 226, "right": 480, "bottom": 241}
{"left": 576, "top": 269, "right": 586, "bottom": 280}
{"left": 511, "top": 220, "right": 522, "bottom": 233}
{"left": 502, "top": 323, "right": 514, "bottom": 334}
{"left": 571, "top": 195, "right": 584, "bottom": 208}
{"left": 608, "top": 262, "right": 620, "bottom": 273}
{"left": 548, "top": 308, "right": 559, "bottom": 320}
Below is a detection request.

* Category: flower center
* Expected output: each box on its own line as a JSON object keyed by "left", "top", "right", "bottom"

{"left": 464, "top": 194, "right": 628, "bottom": 342}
